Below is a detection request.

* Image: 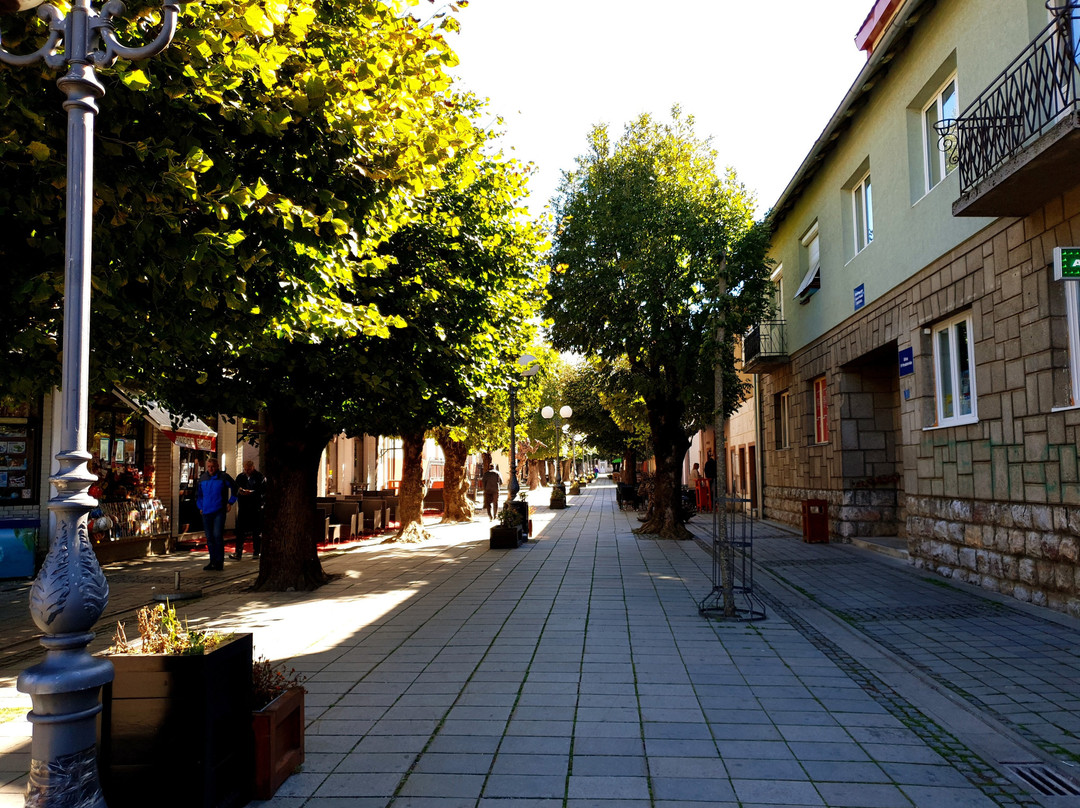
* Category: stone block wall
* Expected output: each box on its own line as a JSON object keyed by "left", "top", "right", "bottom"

{"left": 908, "top": 496, "right": 1080, "bottom": 616}
{"left": 760, "top": 189, "right": 1080, "bottom": 614}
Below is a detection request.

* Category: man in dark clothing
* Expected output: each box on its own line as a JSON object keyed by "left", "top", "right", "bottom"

{"left": 482, "top": 465, "right": 503, "bottom": 521}
{"left": 232, "top": 459, "right": 265, "bottom": 560}
{"left": 703, "top": 450, "right": 717, "bottom": 505}
{"left": 196, "top": 457, "right": 236, "bottom": 570}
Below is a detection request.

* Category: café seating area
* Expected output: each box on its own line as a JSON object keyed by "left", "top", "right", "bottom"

{"left": 316, "top": 490, "right": 400, "bottom": 543}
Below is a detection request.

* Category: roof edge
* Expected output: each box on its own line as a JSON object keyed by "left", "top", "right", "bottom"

{"left": 768, "top": 0, "right": 933, "bottom": 231}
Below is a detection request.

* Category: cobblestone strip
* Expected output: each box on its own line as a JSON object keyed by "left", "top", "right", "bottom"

{"left": 757, "top": 589, "right": 1040, "bottom": 808}
{"left": 758, "top": 552, "right": 1080, "bottom": 766}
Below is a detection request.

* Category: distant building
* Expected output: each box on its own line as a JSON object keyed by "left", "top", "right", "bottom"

{"left": 744, "top": 0, "right": 1080, "bottom": 614}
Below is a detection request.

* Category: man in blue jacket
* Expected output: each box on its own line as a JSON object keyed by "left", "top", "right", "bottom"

{"left": 196, "top": 456, "right": 237, "bottom": 571}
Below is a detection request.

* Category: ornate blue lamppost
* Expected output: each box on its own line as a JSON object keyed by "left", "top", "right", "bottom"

{"left": 507, "top": 354, "right": 538, "bottom": 503}
{"left": 1, "top": 2, "right": 186, "bottom": 804}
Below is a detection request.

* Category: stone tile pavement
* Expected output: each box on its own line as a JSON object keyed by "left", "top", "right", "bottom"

{"left": 1, "top": 480, "right": 1079, "bottom": 806}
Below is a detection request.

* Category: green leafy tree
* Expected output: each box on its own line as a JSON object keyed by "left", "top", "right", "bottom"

{"left": 0, "top": 0, "right": 473, "bottom": 589}
{"left": 562, "top": 360, "right": 648, "bottom": 482}
{"left": 546, "top": 109, "right": 772, "bottom": 538}
{"left": 344, "top": 124, "right": 548, "bottom": 540}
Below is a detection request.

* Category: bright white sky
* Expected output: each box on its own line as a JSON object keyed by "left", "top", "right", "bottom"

{"left": 407, "top": 0, "right": 874, "bottom": 219}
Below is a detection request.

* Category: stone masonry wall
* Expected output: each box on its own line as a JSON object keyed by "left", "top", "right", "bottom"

{"left": 761, "top": 187, "right": 1080, "bottom": 616}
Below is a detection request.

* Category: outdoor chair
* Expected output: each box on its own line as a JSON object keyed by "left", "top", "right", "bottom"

{"left": 332, "top": 501, "right": 360, "bottom": 538}
{"left": 316, "top": 504, "right": 345, "bottom": 543}
{"left": 360, "top": 499, "right": 384, "bottom": 534}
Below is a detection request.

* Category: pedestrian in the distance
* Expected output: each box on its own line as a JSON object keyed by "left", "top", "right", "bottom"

{"left": 482, "top": 464, "right": 503, "bottom": 521}
{"left": 703, "top": 450, "right": 717, "bottom": 504}
{"left": 196, "top": 457, "right": 236, "bottom": 571}
{"left": 232, "top": 459, "right": 265, "bottom": 560}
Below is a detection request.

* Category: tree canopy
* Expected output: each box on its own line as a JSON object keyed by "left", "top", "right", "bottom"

{"left": 545, "top": 108, "right": 772, "bottom": 537}
{"left": 0, "top": 0, "right": 517, "bottom": 587}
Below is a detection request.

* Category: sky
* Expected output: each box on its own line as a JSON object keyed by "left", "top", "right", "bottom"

{"left": 407, "top": 0, "right": 875, "bottom": 219}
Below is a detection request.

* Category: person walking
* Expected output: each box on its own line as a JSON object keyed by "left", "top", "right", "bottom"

{"left": 196, "top": 457, "right": 236, "bottom": 570}
{"left": 482, "top": 464, "right": 503, "bottom": 521}
{"left": 232, "top": 459, "right": 265, "bottom": 560}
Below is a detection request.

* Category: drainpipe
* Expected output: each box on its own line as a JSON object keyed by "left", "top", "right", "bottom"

{"left": 754, "top": 374, "right": 765, "bottom": 521}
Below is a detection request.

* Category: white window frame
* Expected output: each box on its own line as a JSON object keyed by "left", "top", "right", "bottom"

{"left": 922, "top": 75, "right": 959, "bottom": 194}
{"left": 813, "top": 377, "right": 829, "bottom": 444}
{"left": 933, "top": 311, "right": 978, "bottom": 427}
{"left": 795, "top": 224, "right": 821, "bottom": 303}
{"left": 778, "top": 392, "right": 790, "bottom": 449}
{"left": 852, "top": 172, "right": 873, "bottom": 254}
{"left": 770, "top": 264, "right": 784, "bottom": 321}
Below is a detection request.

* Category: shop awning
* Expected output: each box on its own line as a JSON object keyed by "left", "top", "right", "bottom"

{"left": 113, "top": 389, "right": 217, "bottom": 452}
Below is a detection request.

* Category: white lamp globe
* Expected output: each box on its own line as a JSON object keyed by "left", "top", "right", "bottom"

{"left": 541, "top": 406, "right": 554, "bottom": 419}
{"left": 559, "top": 405, "right": 573, "bottom": 419}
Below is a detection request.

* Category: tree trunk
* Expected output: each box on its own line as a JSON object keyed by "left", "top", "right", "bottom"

{"left": 435, "top": 429, "right": 472, "bottom": 523}
{"left": 633, "top": 396, "right": 691, "bottom": 540}
{"left": 253, "top": 411, "right": 331, "bottom": 591}
{"left": 624, "top": 449, "right": 638, "bottom": 487}
{"left": 390, "top": 430, "right": 429, "bottom": 542}
{"left": 527, "top": 459, "right": 540, "bottom": 490}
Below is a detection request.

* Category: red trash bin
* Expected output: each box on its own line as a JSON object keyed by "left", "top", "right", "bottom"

{"left": 801, "top": 499, "right": 828, "bottom": 543}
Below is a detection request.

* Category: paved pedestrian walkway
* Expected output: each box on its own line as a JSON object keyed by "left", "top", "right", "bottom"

{"left": 2, "top": 480, "right": 1080, "bottom": 807}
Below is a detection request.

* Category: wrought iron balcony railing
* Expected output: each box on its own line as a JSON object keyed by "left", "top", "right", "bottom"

{"left": 742, "top": 319, "right": 788, "bottom": 372}
{"left": 942, "top": 7, "right": 1080, "bottom": 198}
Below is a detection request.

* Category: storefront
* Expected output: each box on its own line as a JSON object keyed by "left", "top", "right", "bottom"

{"left": 89, "top": 391, "right": 217, "bottom": 562}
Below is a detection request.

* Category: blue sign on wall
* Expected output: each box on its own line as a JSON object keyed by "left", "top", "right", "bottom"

{"left": 854, "top": 284, "right": 865, "bottom": 311}
{"left": 898, "top": 347, "right": 914, "bottom": 377}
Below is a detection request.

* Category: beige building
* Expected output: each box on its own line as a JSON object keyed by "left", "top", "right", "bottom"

{"left": 745, "top": 0, "right": 1080, "bottom": 614}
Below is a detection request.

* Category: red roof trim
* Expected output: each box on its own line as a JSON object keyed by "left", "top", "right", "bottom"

{"left": 855, "top": 0, "right": 904, "bottom": 54}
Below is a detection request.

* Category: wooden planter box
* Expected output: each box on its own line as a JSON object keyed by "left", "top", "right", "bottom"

{"left": 549, "top": 499, "right": 566, "bottom": 509}
{"left": 253, "top": 686, "right": 305, "bottom": 800}
{"left": 490, "top": 525, "right": 523, "bottom": 549}
{"left": 99, "top": 633, "right": 254, "bottom": 808}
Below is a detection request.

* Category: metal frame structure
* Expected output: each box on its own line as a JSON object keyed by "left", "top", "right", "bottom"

{"left": 698, "top": 495, "right": 766, "bottom": 621}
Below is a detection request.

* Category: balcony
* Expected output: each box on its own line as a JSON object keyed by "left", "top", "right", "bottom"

{"left": 742, "top": 320, "right": 788, "bottom": 373}
{"left": 948, "top": 11, "right": 1080, "bottom": 217}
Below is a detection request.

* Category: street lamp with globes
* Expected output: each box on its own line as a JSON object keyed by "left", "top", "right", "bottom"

{"left": 507, "top": 354, "right": 539, "bottom": 504}
{"left": 1, "top": 1, "right": 188, "bottom": 803}
{"left": 540, "top": 404, "right": 573, "bottom": 487}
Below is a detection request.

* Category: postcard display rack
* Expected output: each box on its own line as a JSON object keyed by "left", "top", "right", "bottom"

{"left": 0, "top": 419, "right": 34, "bottom": 503}
{"left": 0, "top": 416, "right": 38, "bottom": 578}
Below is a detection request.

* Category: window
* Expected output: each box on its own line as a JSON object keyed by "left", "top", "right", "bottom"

{"left": 923, "top": 75, "right": 958, "bottom": 192}
{"left": 933, "top": 312, "right": 977, "bottom": 425}
{"left": 813, "top": 377, "right": 829, "bottom": 444}
{"left": 853, "top": 172, "right": 873, "bottom": 253}
{"left": 795, "top": 224, "right": 821, "bottom": 304}
{"left": 776, "top": 392, "right": 790, "bottom": 449}
{"left": 770, "top": 264, "right": 784, "bottom": 320}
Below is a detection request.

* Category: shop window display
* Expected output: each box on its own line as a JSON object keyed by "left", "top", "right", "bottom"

{"left": 87, "top": 395, "right": 169, "bottom": 543}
